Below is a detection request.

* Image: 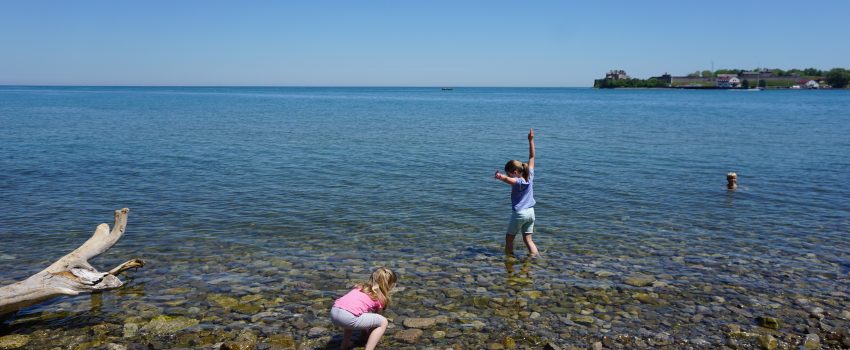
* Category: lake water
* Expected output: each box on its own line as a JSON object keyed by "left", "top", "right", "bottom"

{"left": 1, "top": 87, "right": 849, "bottom": 349}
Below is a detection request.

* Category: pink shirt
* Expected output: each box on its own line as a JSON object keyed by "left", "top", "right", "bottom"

{"left": 333, "top": 288, "right": 384, "bottom": 316}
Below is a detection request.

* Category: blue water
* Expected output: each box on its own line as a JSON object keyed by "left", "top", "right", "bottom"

{"left": 1, "top": 86, "right": 849, "bottom": 346}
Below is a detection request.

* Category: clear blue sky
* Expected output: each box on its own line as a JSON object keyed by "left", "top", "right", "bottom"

{"left": 2, "top": 0, "right": 848, "bottom": 87}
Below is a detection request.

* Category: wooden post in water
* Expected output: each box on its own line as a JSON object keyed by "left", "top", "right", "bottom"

{"left": 726, "top": 172, "right": 738, "bottom": 190}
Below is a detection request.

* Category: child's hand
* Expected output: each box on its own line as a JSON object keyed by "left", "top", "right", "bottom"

{"left": 528, "top": 128, "right": 534, "bottom": 141}
{"left": 494, "top": 170, "right": 502, "bottom": 180}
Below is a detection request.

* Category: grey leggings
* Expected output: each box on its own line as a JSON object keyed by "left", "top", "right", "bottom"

{"left": 330, "top": 307, "right": 386, "bottom": 330}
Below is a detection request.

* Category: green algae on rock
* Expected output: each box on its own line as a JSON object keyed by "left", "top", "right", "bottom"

{"left": 140, "top": 315, "right": 199, "bottom": 335}
{"left": 0, "top": 335, "right": 30, "bottom": 350}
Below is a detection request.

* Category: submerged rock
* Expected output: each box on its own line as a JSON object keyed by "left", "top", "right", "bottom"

{"left": 141, "top": 315, "right": 200, "bottom": 335}
{"left": 757, "top": 334, "right": 778, "bottom": 350}
{"left": 624, "top": 274, "right": 656, "bottom": 287}
{"left": 802, "top": 333, "right": 820, "bottom": 349}
{"left": 0, "top": 335, "right": 30, "bottom": 349}
{"left": 403, "top": 317, "right": 437, "bottom": 329}
{"left": 755, "top": 316, "right": 781, "bottom": 330}
{"left": 207, "top": 294, "right": 240, "bottom": 309}
{"left": 394, "top": 329, "right": 423, "bottom": 343}
{"left": 266, "top": 334, "right": 297, "bottom": 350}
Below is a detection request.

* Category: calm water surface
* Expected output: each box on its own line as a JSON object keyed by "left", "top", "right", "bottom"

{"left": 1, "top": 87, "right": 849, "bottom": 348}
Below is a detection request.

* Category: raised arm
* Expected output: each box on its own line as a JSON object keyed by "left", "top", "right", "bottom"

{"left": 527, "top": 128, "right": 535, "bottom": 170}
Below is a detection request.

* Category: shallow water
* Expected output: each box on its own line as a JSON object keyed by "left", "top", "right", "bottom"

{"left": 1, "top": 87, "right": 849, "bottom": 348}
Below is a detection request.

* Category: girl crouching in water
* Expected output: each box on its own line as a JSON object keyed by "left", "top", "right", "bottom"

{"left": 330, "top": 267, "right": 398, "bottom": 350}
{"left": 494, "top": 128, "right": 539, "bottom": 257}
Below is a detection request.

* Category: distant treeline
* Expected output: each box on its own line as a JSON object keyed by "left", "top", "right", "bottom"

{"left": 692, "top": 67, "right": 828, "bottom": 78}
{"left": 595, "top": 67, "right": 850, "bottom": 89}
{"left": 595, "top": 77, "right": 667, "bottom": 88}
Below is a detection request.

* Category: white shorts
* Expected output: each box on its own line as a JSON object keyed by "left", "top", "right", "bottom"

{"left": 330, "top": 307, "right": 386, "bottom": 330}
{"left": 507, "top": 207, "right": 535, "bottom": 236}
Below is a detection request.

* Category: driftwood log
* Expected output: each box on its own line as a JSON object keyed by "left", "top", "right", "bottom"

{"left": 0, "top": 208, "right": 144, "bottom": 317}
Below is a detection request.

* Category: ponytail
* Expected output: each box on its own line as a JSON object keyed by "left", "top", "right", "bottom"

{"left": 521, "top": 162, "right": 530, "bottom": 181}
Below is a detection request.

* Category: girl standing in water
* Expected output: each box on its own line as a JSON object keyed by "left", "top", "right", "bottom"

{"left": 494, "top": 128, "right": 539, "bottom": 257}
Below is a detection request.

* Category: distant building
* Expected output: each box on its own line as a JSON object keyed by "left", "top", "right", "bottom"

{"left": 806, "top": 80, "right": 820, "bottom": 89}
{"left": 605, "top": 70, "right": 630, "bottom": 80}
{"left": 716, "top": 74, "right": 741, "bottom": 88}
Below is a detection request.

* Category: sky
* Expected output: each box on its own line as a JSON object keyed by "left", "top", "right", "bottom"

{"left": 1, "top": 0, "right": 848, "bottom": 87}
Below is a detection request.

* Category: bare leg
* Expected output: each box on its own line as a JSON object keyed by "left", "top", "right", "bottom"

{"left": 364, "top": 317, "right": 389, "bottom": 350}
{"left": 523, "top": 234, "right": 539, "bottom": 257}
{"left": 505, "top": 234, "right": 516, "bottom": 255}
{"left": 340, "top": 329, "right": 352, "bottom": 350}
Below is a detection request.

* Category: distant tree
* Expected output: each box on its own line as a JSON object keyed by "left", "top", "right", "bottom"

{"left": 687, "top": 71, "right": 701, "bottom": 78}
{"left": 771, "top": 69, "right": 785, "bottom": 76}
{"left": 741, "top": 79, "right": 750, "bottom": 89}
{"left": 758, "top": 79, "right": 767, "bottom": 88}
{"left": 804, "top": 67, "right": 824, "bottom": 76}
{"left": 714, "top": 69, "right": 739, "bottom": 75}
{"left": 701, "top": 70, "right": 714, "bottom": 78}
{"left": 826, "top": 68, "right": 850, "bottom": 88}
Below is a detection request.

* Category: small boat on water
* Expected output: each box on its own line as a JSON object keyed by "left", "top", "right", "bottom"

{"left": 441, "top": 88, "right": 453, "bottom": 91}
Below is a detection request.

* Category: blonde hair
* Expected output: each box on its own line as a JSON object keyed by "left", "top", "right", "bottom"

{"left": 356, "top": 266, "right": 398, "bottom": 308}
{"left": 505, "top": 160, "right": 530, "bottom": 181}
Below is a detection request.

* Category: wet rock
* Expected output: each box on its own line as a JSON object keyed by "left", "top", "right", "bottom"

{"left": 403, "top": 317, "right": 437, "bottom": 329}
{"left": 123, "top": 323, "right": 139, "bottom": 338}
{"left": 266, "top": 334, "right": 297, "bottom": 350}
{"left": 543, "top": 342, "right": 562, "bottom": 350}
{"left": 394, "top": 329, "right": 423, "bottom": 343}
{"left": 234, "top": 303, "right": 262, "bottom": 314}
{"left": 572, "top": 315, "right": 595, "bottom": 326}
{"left": 521, "top": 290, "right": 543, "bottom": 299}
{"left": 208, "top": 294, "right": 239, "bottom": 309}
{"left": 443, "top": 288, "right": 464, "bottom": 298}
{"left": 756, "top": 316, "right": 781, "bottom": 330}
{"left": 0, "top": 335, "right": 30, "bottom": 349}
{"left": 757, "top": 335, "right": 777, "bottom": 350}
{"left": 633, "top": 293, "right": 658, "bottom": 304}
{"left": 298, "top": 336, "right": 331, "bottom": 350}
{"left": 654, "top": 331, "right": 672, "bottom": 345}
{"left": 595, "top": 270, "right": 616, "bottom": 278}
{"left": 307, "top": 327, "right": 327, "bottom": 338}
{"left": 105, "top": 344, "right": 127, "bottom": 350}
{"left": 624, "top": 274, "right": 655, "bottom": 287}
{"left": 592, "top": 341, "right": 602, "bottom": 350}
{"left": 802, "top": 333, "right": 820, "bottom": 350}
{"left": 503, "top": 336, "right": 516, "bottom": 349}
{"left": 221, "top": 329, "right": 258, "bottom": 350}
{"left": 808, "top": 307, "right": 825, "bottom": 320}
{"left": 432, "top": 331, "right": 446, "bottom": 339}
{"left": 688, "top": 338, "right": 711, "bottom": 348}
{"left": 141, "top": 315, "right": 200, "bottom": 335}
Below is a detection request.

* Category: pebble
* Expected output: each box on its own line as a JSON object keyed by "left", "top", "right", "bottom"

{"left": 394, "top": 329, "right": 424, "bottom": 343}
{"left": 307, "top": 326, "right": 327, "bottom": 338}
{"left": 403, "top": 317, "right": 437, "bottom": 329}
{"left": 0, "top": 335, "right": 30, "bottom": 349}
{"left": 624, "top": 274, "right": 656, "bottom": 287}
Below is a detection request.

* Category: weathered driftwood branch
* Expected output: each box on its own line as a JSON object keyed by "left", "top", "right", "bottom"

{"left": 0, "top": 208, "right": 144, "bottom": 317}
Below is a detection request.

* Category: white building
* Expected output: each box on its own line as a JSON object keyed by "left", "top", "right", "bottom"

{"left": 716, "top": 74, "right": 741, "bottom": 88}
